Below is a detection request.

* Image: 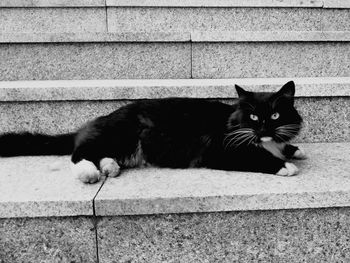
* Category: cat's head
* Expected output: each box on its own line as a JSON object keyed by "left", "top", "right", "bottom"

{"left": 227, "top": 81, "right": 302, "bottom": 146}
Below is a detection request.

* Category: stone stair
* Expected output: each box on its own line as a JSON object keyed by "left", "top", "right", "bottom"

{"left": 0, "top": 0, "right": 349, "bottom": 262}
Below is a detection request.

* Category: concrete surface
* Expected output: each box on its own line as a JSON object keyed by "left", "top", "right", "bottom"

{"left": 0, "top": 43, "right": 191, "bottom": 81}
{"left": 0, "top": 0, "right": 104, "bottom": 7}
{"left": 98, "top": 208, "right": 350, "bottom": 263}
{"left": 107, "top": 7, "right": 322, "bottom": 32}
{"left": 98, "top": 208, "right": 350, "bottom": 262}
{"left": 0, "top": 156, "right": 102, "bottom": 218}
{"left": 192, "top": 42, "right": 350, "bottom": 78}
{"left": 0, "top": 8, "right": 106, "bottom": 33}
{"left": 0, "top": 77, "right": 349, "bottom": 101}
{"left": 0, "top": 216, "right": 97, "bottom": 263}
{"left": 106, "top": 0, "right": 323, "bottom": 7}
{"left": 0, "top": 32, "right": 190, "bottom": 43}
{"left": 95, "top": 143, "right": 350, "bottom": 216}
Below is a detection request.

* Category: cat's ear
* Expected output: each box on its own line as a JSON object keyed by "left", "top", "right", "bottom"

{"left": 235, "top": 85, "right": 250, "bottom": 99}
{"left": 273, "top": 81, "right": 295, "bottom": 105}
{"left": 277, "top": 81, "right": 295, "bottom": 98}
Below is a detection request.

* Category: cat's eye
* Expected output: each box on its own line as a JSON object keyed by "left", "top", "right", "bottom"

{"left": 271, "top": 112, "right": 280, "bottom": 120}
{"left": 250, "top": 114, "right": 258, "bottom": 121}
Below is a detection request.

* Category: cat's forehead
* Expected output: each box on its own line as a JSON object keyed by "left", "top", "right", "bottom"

{"left": 251, "top": 92, "right": 274, "bottom": 102}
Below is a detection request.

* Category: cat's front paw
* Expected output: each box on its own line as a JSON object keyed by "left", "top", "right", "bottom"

{"left": 100, "top": 158, "right": 120, "bottom": 177}
{"left": 276, "top": 162, "right": 299, "bottom": 176}
{"left": 293, "top": 147, "right": 307, "bottom": 159}
{"left": 71, "top": 159, "right": 101, "bottom": 184}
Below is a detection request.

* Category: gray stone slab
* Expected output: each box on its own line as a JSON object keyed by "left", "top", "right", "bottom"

{"left": 295, "top": 98, "right": 350, "bottom": 143}
{"left": 95, "top": 143, "right": 350, "bottom": 216}
{"left": 0, "top": 216, "right": 97, "bottom": 262}
{"left": 106, "top": 0, "right": 323, "bottom": 7}
{"left": 0, "top": 8, "right": 106, "bottom": 33}
{"left": 192, "top": 30, "right": 350, "bottom": 42}
{"left": 1, "top": 77, "right": 349, "bottom": 102}
{"left": 321, "top": 9, "right": 350, "bottom": 31}
{"left": 98, "top": 208, "right": 350, "bottom": 262}
{"left": 0, "top": 156, "right": 103, "bottom": 218}
{"left": 0, "top": 100, "right": 130, "bottom": 134}
{"left": 324, "top": 0, "right": 350, "bottom": 8}
{"left": 192, "top": 42, "right": 350, "bottom": 78}
{"left": 0, "top": 0, "right": 105, "bottom": 7}
{"left": 0, "top": 43, "right": 191, "bottom": 80}
{"left": 107, "top": 7, "right": 322, "bottom": 32}
{"left": 0, "top": 32, "right": 190, "bottom": 43}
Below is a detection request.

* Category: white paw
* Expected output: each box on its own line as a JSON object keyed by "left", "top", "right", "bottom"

{"left": 293, "top": 148, "right": 307, "bottom": 159}
{"left": 276, "top": 162, "right": 299, "bottom": 176}
{"left": 100, "top": 158, "right": 120, "bottom": 177}
{"left": 71, "top": 159, "right": 101, "bottom": 184}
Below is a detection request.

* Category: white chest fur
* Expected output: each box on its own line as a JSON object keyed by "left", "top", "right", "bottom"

{"left": 260, "top": 141, "right": 286, "bottom": 160}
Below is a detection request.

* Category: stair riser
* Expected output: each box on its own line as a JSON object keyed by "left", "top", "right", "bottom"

{"left": 0, "top": 97, "right": 348, "bottom": 143}
{"left": 108, "top": 7, "right": 350, "bottom": 32}
{"left": 0, "top": 43, "right": 191, "bottom": 81}
{"left": 1, "top": 42, "right": 350, "bottom": 80}
{"left": 0, "top": 7, "right": 106, "bottom": 33}
{"left": 0, "top": 217, "right": 97, "bottom": 263}
{"left": 98, "top": 208, "right": 350, "bottom": 262}
{"left": 1, "top": 7, "right": 349, "bottom": 33}
{"left": 193, "top": 42, "right": 350, "bottom": 79}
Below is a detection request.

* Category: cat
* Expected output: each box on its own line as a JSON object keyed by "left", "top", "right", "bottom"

{"left": 0, "top": 81, "right": 306, "bottom": 183}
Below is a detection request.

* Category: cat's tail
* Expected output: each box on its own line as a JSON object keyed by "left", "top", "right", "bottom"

{"left": 0, "top": 132, "right": 75, "bottom": 157}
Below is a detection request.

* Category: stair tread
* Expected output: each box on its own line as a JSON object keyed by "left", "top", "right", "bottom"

{"left": 0, "top": 142, "right": 349, "bottom": 218}
{"left": 95, "top": 142, "right": 350, "bottom": 216}
{"left": 0, "top": 156, "right": 103, "bottom": 218}
{"left": 2, "top": 31, "right": 350, "bottom": 43}
{"left": 1, "top": 77, "right": 350, "bottom": 102}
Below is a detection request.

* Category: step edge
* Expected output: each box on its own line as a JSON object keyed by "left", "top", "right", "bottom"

{"left": 2, "top": 31, "right": 350, "bottom": 43}
{"left": 0, "top": 77, "right": 349, "bottom": 102}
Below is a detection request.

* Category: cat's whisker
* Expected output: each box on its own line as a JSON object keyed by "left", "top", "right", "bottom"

{"left": 224, "top": 133, "right": 253, "bottom": 148}
{"left": 226, "top": 130, "right": 256, "bottom": 148}
{"left": 234, "top": 134, "right": 255, "bottom": 148}
{"left": 248, "top": 135, "right": 257, "bottom": 145}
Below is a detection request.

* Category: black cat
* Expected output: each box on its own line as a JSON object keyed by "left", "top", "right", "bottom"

{"left": 0, "top": 81, "right": 306, "bottom": 183}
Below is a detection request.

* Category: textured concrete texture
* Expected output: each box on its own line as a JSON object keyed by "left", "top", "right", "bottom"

{"left": 2, "top": 31, "right": 350, "bottom": 44}
{"left": 192, "top": 42, "right": 350, "bottom": 78}
{"left": 0, "top": 8, "right": 106, "bottom": 33}
{"left": 107, "top": 7, "right": 322, "bottom": 32}
{"left": 98, "top": 208, "right": 350, "bottom": 262}
{"left": 0, "top": 98, "right": 348, "bottom": 142}
{"left": 0, "top": 156, "right": 102, "bottom": 218}
{"left": 0, "top": 216, "right": 97, "bottom": 263}
{"left": 0, "top": 0, "right": 105, "bottom": 7}
{"left": 321, "top": 8, "right": 350, "bottom": 31}
{"left": 324, "top": 0, "right": 350, "bottom": 8}
{"left": 0, "top": 43, "right": 191, "bottom": 81}
{"left": 191, "top": 30, "right": 350, "bottom": 42}
{"left": 0, "top": 100, "right": 131, "bottom": 134}
{"left": 107, "top": 0, "right": 323, "bottom": 7}
{"left": 95, "top": 143, "right": 350, "bottom": 216}
{"left": 1, "top": 77, "right": 349, "bottom": 102}
{"left": 0, "top": 32, "right": 190, "bottom": 43}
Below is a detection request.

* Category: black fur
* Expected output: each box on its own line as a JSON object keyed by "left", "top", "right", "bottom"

{"left": 0, "top": 132, "right": 74, "bottom": 157}
{"left": 0, "top": 81, "right": 302, "bottom": 175}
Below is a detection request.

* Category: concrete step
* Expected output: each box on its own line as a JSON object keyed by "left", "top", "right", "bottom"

{"left": 1, "top": 1, "right": 349, "bottom": 33}
{"left": 1, "top": 142, "right": 350, "bottom": 262}
{"left": 1, "top": 31, "right": 350, "bottom": 80}
{"left": 0, "top": 77, "right": 349, "bottom": 143}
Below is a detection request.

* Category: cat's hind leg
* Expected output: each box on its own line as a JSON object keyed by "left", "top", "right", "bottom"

{"left": 283, "top": 144, "right": 307, "bottom": 159}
